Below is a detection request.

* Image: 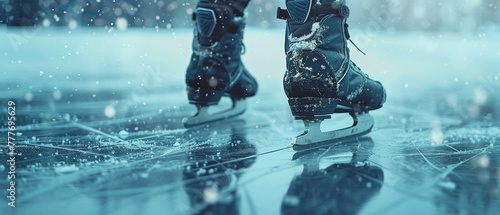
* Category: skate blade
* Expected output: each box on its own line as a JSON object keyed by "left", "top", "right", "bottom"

{"left": 183, "top": 98, "right": 247, "bottom": 128}
{"left": 292, "top": 112, "right": 374, "bottom": 151}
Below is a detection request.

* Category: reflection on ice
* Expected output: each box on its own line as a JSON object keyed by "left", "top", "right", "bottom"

{"left": 183, "top": 120, "right": 256, "bottom": 215}
{"left": 283, "top": 137, "right": 383, "bottom": 215}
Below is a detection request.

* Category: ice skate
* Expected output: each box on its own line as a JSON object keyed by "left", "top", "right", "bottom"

{"left": 184, "top": 0, "right": 257, "bottom": 128}
{"left": 278, "top": 0, "right": 386, "bottom": 147}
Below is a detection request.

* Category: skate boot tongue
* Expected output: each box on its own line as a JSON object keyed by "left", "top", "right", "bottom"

{"left": 278, "top": 0, "right": 350, "bottom": 41}
{"left": 193, "top": 5, "right": 240, "bottom": 47}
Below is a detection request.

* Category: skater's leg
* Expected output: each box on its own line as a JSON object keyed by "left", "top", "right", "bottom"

{"left": 278, "top": 0, "right": 386, "bottom": 147}
{"left": 184, "top": 0, "right": 258, "bottom": 127}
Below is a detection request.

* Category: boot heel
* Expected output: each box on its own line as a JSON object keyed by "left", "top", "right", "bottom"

{"left": 288, "top": 97, "right": 339, "bottom": 117}
{"left": 187, "top": 87, "right": 225, "bottom": 106}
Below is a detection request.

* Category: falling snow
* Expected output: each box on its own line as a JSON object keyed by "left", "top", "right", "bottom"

{"left": 0, "top": 1, "right": 499, "bottom": 215}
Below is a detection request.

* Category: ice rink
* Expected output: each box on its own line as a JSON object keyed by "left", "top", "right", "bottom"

{"left": 1, "top": 27, "right": 499, "bottom": 214}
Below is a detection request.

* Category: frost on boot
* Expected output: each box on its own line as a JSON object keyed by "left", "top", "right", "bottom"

{"left": 280, "top": 0, "right": 385, "bottom": 112}
{"left": 277, "top": 0, "right": 386, "bottom": 147}
{"left": 184, "top": 0, "right": 258, "bottom": 127}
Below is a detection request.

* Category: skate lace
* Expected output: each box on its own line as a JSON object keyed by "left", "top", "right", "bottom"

{"left": 344, "top": 23, "right": 366, "bottom": 55}
{"left": 241, "top": 42, "right": 246, "bottom": 55}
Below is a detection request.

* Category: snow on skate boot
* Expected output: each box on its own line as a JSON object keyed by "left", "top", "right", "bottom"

{"left": 184, "top": 0, "right": 257, "bottom": 128}
{"left": 277, "top": 0, "right": 386, "bottom": 148}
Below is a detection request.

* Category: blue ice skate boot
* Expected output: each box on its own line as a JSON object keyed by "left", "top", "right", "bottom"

{"left": 277, "top": 0, "right": 386, "bottom": 147}
{"left": 184, "top": 0, "right": 257, "bottom": 127}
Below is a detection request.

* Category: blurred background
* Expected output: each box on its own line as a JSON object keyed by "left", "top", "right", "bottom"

{"left": 1, "top": 0, "right": 499, "bottom": 125}
{"left": 1, "top": 0, "right": 500, "bottom": 33}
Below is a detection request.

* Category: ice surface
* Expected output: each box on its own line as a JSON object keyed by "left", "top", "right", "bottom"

{"left": 0, "top": 27, "right": 499, "bottom": 215}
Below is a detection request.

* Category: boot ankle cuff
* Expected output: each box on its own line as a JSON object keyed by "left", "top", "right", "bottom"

{"left": 198, "top": 0, "right": 249, "bottom": 16}
{"left": 277, "top": 0, "right": 349, "bottom": 24}
{"left": 193, "top": 3, "right": 246, "bottom": 46}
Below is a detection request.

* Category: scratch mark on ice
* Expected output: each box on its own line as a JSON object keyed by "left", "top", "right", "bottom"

{"left": 21, "top": 142, "right": 115, "bottom": 158}
{"left": 416, "top": 147, "right": 443, "bottom": 171}
{"left": 71, "top": 121, "right": 123, "bottom": 142}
